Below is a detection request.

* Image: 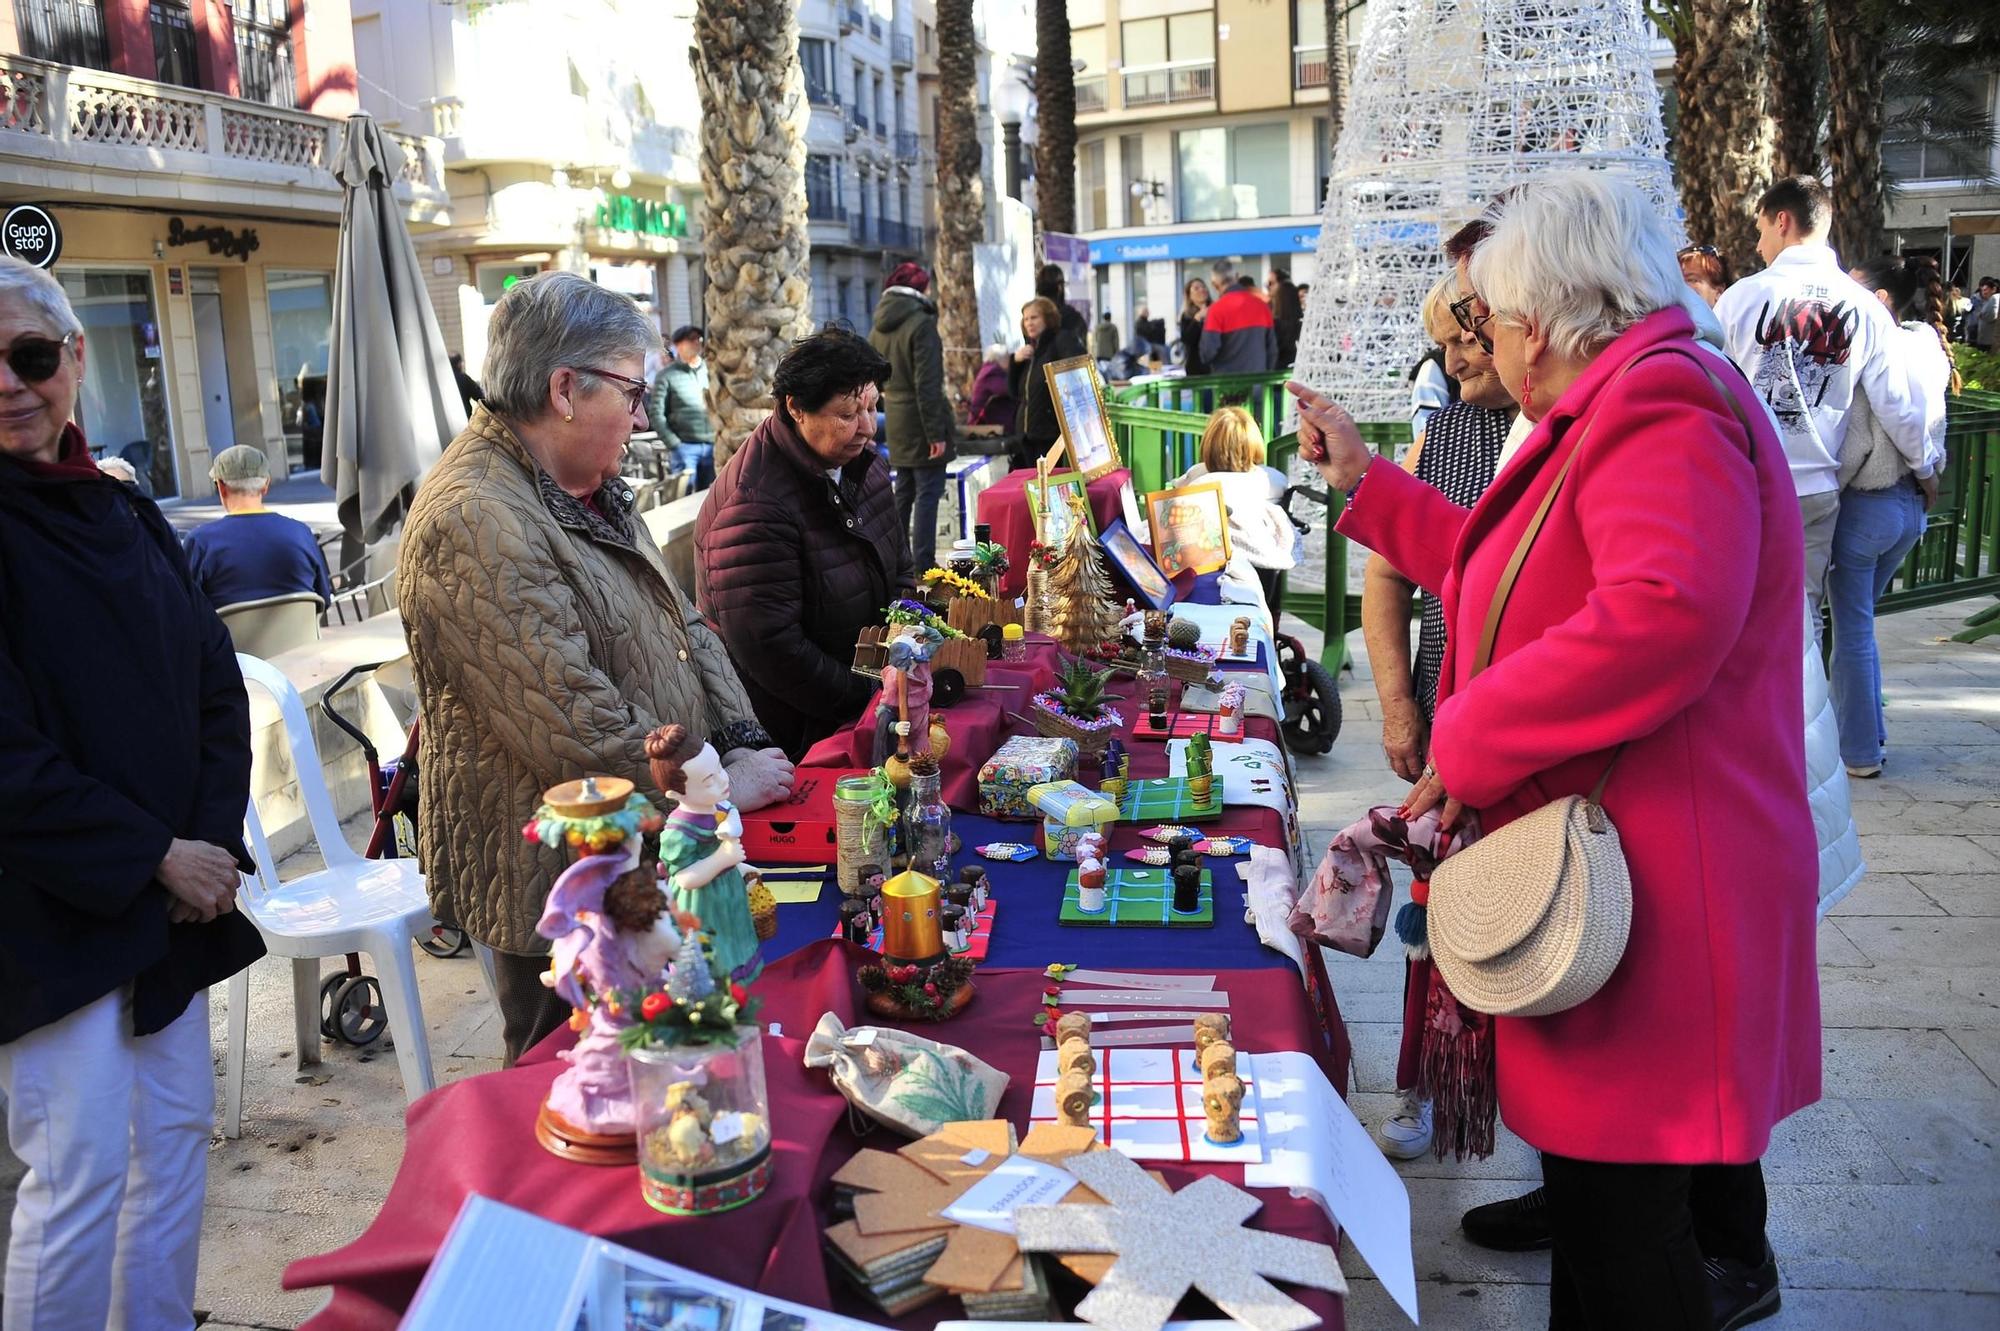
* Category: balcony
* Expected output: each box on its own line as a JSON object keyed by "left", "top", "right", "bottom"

{"left": 1121, "top": 59, "right": 1215, "bottom": 108}
{"left": 806, "top": 80, "right": 842, "bottom": 109}
{"left": 0, "top": 53, "right": 450, "bottom": 223}
{"left": 869, "top": 18, "right": 882, "bottom": 41}
{"left": 892, "top": 33, "right": 914, "bottom": 69}
{"left": 878, "top": 219, "right": 919, "bottom": 253}
{"left": 1075, "top": 75, "right": 1107, "bottom": 114}
{"left": 894, "top": 129, "right": 919, "bottom": 160}
{"left": 1293, "top": 45, "right": 1328, "bottom": 90}
{"left": 841, "top": 3, "right": 863, "bottom": 33}
{"left": 851, "top": 105, "right": 870, "bottom": 133}
{"left": 807, "top": 195, "right": 848, "bottom": 223}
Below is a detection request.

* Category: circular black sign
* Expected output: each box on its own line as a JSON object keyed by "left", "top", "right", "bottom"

{"left": 1, "top": 204, "right": 61, "bottom": 269}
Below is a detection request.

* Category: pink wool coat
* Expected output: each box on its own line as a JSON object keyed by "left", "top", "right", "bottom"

{"left": 1337, "top": 307, "right": 1821, "bottom": 1164}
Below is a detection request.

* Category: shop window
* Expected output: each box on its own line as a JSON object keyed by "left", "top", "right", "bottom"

{"left": 266, "top": 269, "right": 332, "bottom": 474}
{"left": 59, "top": 269, "right": 177, "bottom": 499}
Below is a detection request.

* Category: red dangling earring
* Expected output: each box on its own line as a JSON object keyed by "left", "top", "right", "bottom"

{"left": 1522, "top": 368, "right": 1535, "bottom": 415}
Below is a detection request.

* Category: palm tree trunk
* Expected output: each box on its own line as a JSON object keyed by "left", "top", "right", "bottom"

{"left": 1764, "top": 0, "right": 1819, "bottom": 177}
{"left": 692, "top": 0, "right": 814, "bottom": 470}
{"left": 1692, "top": 0, "right": 1773, "bottom": 278}
{"left": 1649, "top": 2, "right": 1712, "bottom": 247}
{"left": 934, "top": 0, "right": 985, "bottom": 404}
{"left": 1823, "top": 0, "right": 1888, "bottom": 264}
{"left": 1034, "top": 0, "right": 1075, "bottom": 234}
{"left": 1321, "top": 0, "right": 1344, "bottom": 201}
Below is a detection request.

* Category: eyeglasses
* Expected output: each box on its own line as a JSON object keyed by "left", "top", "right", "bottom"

{"left": 575, "top": 365, "right": 649, "bottom": 413}
{"left": 1679, "top": 244, "right": 1720, "bottom": 259}
{"left": 1449, "top": 292, "right": 1495, "bottom": 353}
{"left": 2, "top": 333, "right": 75, "bottom": 385}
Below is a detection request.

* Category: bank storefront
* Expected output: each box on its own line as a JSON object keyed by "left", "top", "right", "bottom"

{"left": 1087, "top": 221, "right": 1322, "bottom": 352}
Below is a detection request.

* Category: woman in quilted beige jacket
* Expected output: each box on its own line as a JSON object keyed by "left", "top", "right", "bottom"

{"left": 399, "top": 273, "right": 792, "bottom": 1063}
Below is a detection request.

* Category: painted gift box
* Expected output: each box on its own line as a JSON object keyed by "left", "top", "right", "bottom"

{"left": 736, "top": 767, "right": 873, "bottom": 865}
{"left": 1029, "top": 780, "right": 1120, "bottom": 861}
{"left": 977, "top": 735, "right": 1080, "bottom": 819}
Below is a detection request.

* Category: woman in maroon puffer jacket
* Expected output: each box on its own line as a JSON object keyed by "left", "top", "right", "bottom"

{"left": 697, "top": 329, "right": 918, "bottom": 757}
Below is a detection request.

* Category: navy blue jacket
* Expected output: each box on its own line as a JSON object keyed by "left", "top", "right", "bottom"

{"left": 0, "top": 429, "right": 264, "bottom": 1043}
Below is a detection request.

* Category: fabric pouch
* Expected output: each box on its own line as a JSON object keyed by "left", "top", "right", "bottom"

{"left": 802, "top": 1012, "right": 1010, "bottom": 1138}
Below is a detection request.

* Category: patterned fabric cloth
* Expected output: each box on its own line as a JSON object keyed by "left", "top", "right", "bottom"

{"left": 1411, "top": 402, "right": 1510, "bottom": 719}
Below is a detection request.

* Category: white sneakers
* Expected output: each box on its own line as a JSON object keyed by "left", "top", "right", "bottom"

{"left": 1377, "top": 1089, "right": 1434, "bottom": 1160}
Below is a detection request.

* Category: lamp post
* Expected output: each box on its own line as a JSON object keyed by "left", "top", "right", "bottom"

{"left": 997, "top": 67, "right": 1034, "bottom": 203}
{"left": 1129, "top": 178, "right": 1166, "bottom": 227}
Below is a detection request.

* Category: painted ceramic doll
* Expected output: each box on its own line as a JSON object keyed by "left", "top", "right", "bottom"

{"left": 649, "top": 724, "right": 761, "bottom": 979}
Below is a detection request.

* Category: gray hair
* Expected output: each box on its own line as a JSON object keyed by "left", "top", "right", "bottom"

{"left": 1466, "top": 172, "right": 1687, "bottom": 363}
{"left": 0, "top": 256, "right": 82, "bottom": 337}
{"left": 481, "top": 271, "right": 662, "bottom": 420}
{"left": 1210, "top": 259, "right": 1237, "bottom": 286}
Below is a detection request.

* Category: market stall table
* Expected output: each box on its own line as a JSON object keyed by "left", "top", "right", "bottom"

{"left": 976, "top": 468, "right": 1129, "bottom": 599}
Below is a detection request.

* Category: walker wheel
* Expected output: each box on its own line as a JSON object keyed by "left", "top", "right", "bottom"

{"left": 326, "top": 975, "right": 389, "bottom": 1047}
{"left": 419, "top": 924, "right": 470, "bottom": 958}
{"left": 318, "top": 972, "right": 347, "bottom": 1040}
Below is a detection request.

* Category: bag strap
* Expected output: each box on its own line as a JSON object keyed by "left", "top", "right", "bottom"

{"left": 1468, "top": 344, "right": 1757, "bottom": 804}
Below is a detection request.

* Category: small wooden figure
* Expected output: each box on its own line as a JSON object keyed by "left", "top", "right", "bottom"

{"left": 1198, "top": 1040, "right": 1237, "bottom": 1082}
{"left": 1057, "top": 1070, "right": 1095, "bottom": 1127}
{"left": 1203, "top": 1072, "right": 1245, "bottom": 1144}
{"left": 1228, "top": 616, "right": 1251, "bottom": 656}
{"left": 1192, "top": 1013, "right": 1231, "bottom": 1052}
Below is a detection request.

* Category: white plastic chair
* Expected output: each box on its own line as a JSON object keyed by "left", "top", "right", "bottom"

{"left": 218, "top": 592, "right": 324, "bottom": 657}
{"left": 224, "top": 653, "right": 437, "bottom": 1138}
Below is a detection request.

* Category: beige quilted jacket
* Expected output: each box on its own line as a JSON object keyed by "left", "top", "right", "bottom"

{"left": 398, "top": 408, "right": 761, "bottom": 953}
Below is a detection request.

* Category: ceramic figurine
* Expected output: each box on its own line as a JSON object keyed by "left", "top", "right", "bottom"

{"left": 1198, "top": 1040, "right": 1237, "bottom": 1082}
{"left": 959, "top": 865, "right": 990, "bottom": 911}
{"left": 1203, "top": 1072, "right": 1244, "bottom": 1144}
{"left": 1192, "top": 1013, "right": 1232, "bottom": 1052}
{"left": 873, "top": 622, "right": 942, "bottom": 768}
{"left": 650, "top": 724, "right": 761, "bottom": 979}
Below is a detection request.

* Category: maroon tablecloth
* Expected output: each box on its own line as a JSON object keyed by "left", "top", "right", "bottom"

{"left": 283, "top": 945, "right": 1349, "bottom": 1331}
{"left": 977, "top": 469, "right": 1130, "bottom": 598}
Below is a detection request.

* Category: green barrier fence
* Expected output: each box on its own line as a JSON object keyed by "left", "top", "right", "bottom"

{"left": 1876, "top": 388, "right": 2000, "bottom": 613}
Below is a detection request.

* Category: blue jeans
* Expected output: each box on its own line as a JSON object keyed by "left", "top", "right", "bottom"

{"left": 1827, "top": 480, "right": 1926, "bottom": 768}
{"left": 895, "top": 463, "right": 949, "bottom": 572}
{"left": 673, "top": 441, "right": 715, "bottom": 492}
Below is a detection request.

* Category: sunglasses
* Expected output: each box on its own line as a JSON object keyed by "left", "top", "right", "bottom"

{"left": 1679, "top": 244, "right": 1720, "bottom": 259}
{"left": 1449, "top": 292, "right": 1495, "bottom": 353}
{"left": 575, "top": 365, "right": 649, "bottom": 413}
{"left": 3, "top": 333, "right": 75, "bottom": 384}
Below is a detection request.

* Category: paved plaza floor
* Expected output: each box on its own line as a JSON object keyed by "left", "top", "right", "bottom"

{"left": 1, "top": 597, "right": 1994, "bottom": 1329}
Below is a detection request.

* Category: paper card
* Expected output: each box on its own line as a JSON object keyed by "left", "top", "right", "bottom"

{"left": 764, "top": 875, "right": 825, "bottom": 904}
{"left": 1061, "top": 989, "right": 1230, "bottom": 1009}
{"left": 1104, "top": 1047, "right": 1177, "bottom": 1082}
{"left": 844, "top": 1027, "right": 878, "bottom": 1048}
{"left": 1088, "top": 1025, "right": 1195, "bottom": 1047}
{"left": 1061, "top": 969, "right": 1216, "bottom": 991}
{"left": 710, "top": 1111, "right": 746, "bottom": 1145}
{"left": 960, "top": 1148, "right": 992, "bottom": 1167}
{"left": 1168, "top": 737, "right": 1292, "bottom": 813}
{"left": 940, "top": 1156, "right": 1079, "bottom": 1236}
{"left": 1245, "top": 1051, "right": 1418, "bottom": 1324}
{"left": 1063, "top": 1009, "right": 1224, "bottom": 1025}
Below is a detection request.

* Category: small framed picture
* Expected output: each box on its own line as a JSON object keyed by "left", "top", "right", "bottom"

{"left": 1025, "top": 468, "right": 1093, "bottom": 547}
{"left": 1146, "top": 481, "right": 1233, "bottom": 578}
{"left": 1098, "top": 517, "right": 1176, "bottom": 610}
{"left": 1043, "top": 355, "right": 1122, "bottom": 482}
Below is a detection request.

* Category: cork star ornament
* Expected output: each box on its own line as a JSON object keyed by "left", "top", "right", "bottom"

{"left": 1013, "top": 1150, "right": 1346, "bottom": 1331}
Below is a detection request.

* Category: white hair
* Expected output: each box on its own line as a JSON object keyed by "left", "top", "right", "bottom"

{"left": 984, "top": 343, "right": 1008, "bottom": 365}
{"left": 482, "top": 271, "right": 661, "bottom": 421}
{"left": 0, "top": 255, "right": 82, "bottom": 337}
{"left": 1466, "top": 172, "right": 1688, "bottom": 362}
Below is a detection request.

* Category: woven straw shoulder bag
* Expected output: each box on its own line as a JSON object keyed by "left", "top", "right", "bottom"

{"left": 1427, "top": 347, "right": 1752, "bottom": 1018}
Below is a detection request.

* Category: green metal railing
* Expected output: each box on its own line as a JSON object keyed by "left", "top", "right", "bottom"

{"left": 1876, "top": 388, "right": 2000, "bottom": 613}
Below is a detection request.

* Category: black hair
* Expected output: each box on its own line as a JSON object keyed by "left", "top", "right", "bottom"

{"left": 1236, "top": 275, "right": 1256, "bottom": 290}
{"left": 1271, "top": 267, "right": 1291, "bottom": 283}
{"left": 670, "top": 324, "right": 704, "bottom": 344}
{"left": 1854, "top": 253, "right": 1959, "bottom": 391}
{"left": 772, "top": 326, "right": 890, "bottom": 413}
{"left": 1757, "top": 175, "right": 1830, "bottom": 235}
{"left": 1981, "top": 276, "right": 2000, "bottom": 291}
{"left": 1036, "top": 263, "right": 1066, "bottom": 300}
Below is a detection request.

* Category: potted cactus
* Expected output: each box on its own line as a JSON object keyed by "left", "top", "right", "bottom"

{"left": 1030, "top": 657, "right": 1124, "bottom": 755}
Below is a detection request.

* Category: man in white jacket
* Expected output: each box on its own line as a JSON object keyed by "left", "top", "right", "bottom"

{"left": 1715, "top": 176, "right": 1930, "bottom": 622}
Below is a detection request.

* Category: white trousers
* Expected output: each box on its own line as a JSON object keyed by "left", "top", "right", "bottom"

{"left": 0, "top": 988, "right": 212, "bottom": 1331}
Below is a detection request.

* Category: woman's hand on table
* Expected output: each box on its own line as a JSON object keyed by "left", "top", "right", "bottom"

{"left": 1400, "top": 750, "right": 1463, "bottom": 830}
{"left": 1381, "top": 696, "right": 1429, "bottom": 784}
{"left": 1285, "top": 381, "right": 1372, "bottom": 492}
{"left": 722, "top": 746, "right": 795, "bottom": 812}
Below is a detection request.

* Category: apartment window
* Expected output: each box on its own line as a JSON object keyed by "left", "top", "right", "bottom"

{"left": 1176, "top": 122, "right": 1291, "bottom": 223}
{"left": 234, "top": 0, "right": 297, "bottom": 108}
{"left": 1292, "top": 0, "right": 1329, "bottom": 90}
{"left": 801, "top": 38, "right": 835, "bottom": 104}
{"left": 1120, "top": 14, "right": 1215, "bottom": 106}
{"left": 873, "top": 72, "right": 886, "bottom": 135}
{"left": 1080, "top": 140, "right": 1108, "bottom": 231}
{"left": 894, "top": 87, "right": 906, "bottom": 136}
{"left": 1312, "top": 117, "right": 1333, "bottom": 204}
{"left": 15, "top": 0, "right": 111, "bottom": 69}
{"left": 1883, "top": 75, "right": 1996, "bottom": 183}
{"left": 1073, "top": 25, "right": 1107, "bottom": 113}
{"left": 806, "top": 154, "right": 843, "bottom": 219}
{"left": 1119, "top": 133, "right": 1146, "bottom": 224}
{"left": 853, "top": 60, "right": 868, "bottom": 127}
{"left": 150, "top": 0, "right": 200, "bottom": 90}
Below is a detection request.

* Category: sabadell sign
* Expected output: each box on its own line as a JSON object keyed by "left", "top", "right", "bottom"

{"left": 1, "top": 204, "right": 61, "bottom": 269}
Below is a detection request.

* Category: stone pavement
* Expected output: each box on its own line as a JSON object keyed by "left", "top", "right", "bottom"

{"left": 0, "top": 597, "right": 1994, "bottom": 1330}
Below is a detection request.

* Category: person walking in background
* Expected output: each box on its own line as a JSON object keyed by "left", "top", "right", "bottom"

{"left": 1267, "top": 267, "right": 1304, "bottom": 367}
{"left": 1135, "top": 302, "right": 1167, "bottom": 358}
{"left": 184, "top": 444, "right": 334, "bottom": 613}
{"left": 1010, "top": 296, "right": 1089, "bottom": 466}
{"left": 649, "top": 325, "right": 717, "bottom": 492}
{"left": 869, "top": 263, "right": 956, "bottom": 572}
{"left": 1679, "top": 244, "right": 1733, "bottom": 307}
{"left": 967, "top": 344, "right": 1018, "bottom": 429}
{"left": 450, "top": 351, "right": 484, "bottom": 418}
{"left": 1967, "top": 276, "right": 2000, "bottom": 350}
{"left": 1829, "top": 255, "right": 1952, "bottom": 779}
{"left": 0, "top": 255, "right": 264, "bottom": 1331}
{"left": 1091, "top": 311, "right": 1120, "bottom": 368}
{"left": 1201, "top": 266, "right": 1278, "bottom": 374}
{"left": 1716, "top": 176, "right": 1928, "bottom": 622}
{"left": 1179, "top": 277, "right": 1214, "bottom": 376}
{"left": 1036, "top": 263, "right": 1090, "bottom": 343}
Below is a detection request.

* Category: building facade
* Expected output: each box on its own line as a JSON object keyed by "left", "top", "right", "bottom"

{"left": 0, "top": 0, "right": 448, "bottom": 498}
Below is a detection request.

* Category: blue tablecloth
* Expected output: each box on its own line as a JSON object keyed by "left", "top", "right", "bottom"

{"left": 763, "top": 812, "right": 1287, "bottom": 972}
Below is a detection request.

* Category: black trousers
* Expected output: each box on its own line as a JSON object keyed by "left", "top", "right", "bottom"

{"left": 1542, "top": 1152, "right": 1768, "bottom": 1331}
{"left": 487, "top": 947, "right": 571, "bottom": 1067}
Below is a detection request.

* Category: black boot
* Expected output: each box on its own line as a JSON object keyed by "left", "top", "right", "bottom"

{"left": 1459, "top": 1186, "right": 1552, "bottom": 1251}
{"left": 1705, "top": 1242, "right": 1781, "bottom": 1331}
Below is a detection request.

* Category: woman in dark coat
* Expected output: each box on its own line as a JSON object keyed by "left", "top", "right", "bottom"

{"left": 0, "top": 255, "right": 263, "bottom": 1330}
{"left": 1008, "top": 296, "right": 1089, "bottom": 466}
{"left": 697, "top": 328, "right": 918, "bottom": 757}
{"left": 1179, "top": 278, "right": 1213, "bottom": 377}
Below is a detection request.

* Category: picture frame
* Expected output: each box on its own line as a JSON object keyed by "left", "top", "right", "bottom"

{"left": 1098, "top": 517, "right": 1176, "bottom": 610}
{"left": 1146, "top": 481, "right": 1233, "bottom": 578}
{"left": 1043, "top": 355, "right": 1122, "bottom": 482}
{"left": 1025, "top": 468, "right": 1094, "bottom": 548}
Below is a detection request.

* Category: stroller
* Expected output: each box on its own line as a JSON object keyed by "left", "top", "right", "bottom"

{"left": 312, "top": 664, "right": 468, "bottom": 1047}
{"left": 1260, "top": 484, "right": 1343, "bottom": 757}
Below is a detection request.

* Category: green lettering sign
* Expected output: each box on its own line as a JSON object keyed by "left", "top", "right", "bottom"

{"left": 594, "top": 194, "right": 689, "bottom": 239}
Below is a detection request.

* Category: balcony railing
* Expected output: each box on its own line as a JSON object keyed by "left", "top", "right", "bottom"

{"left": 869, "top": 18, "right": 882, "bottom": 41}
{"left": 1075, "top": 75, "right": 1107, "bottom": 113}
{"left": 841, "top": 3, "right": 863, "bottom": 32}
{"left": 807, "top": 195, "right": 848, "bottom": 223}
{"left": 851, "top": 105, "right": 870, "bottom": 132}
{"left": 892, "top": 33, "right": 914, "bottom": 68}
{"left": 15, "top": 0, "right": 110, "bottom": 71}
{"left": 878, "top": 219, "right": 919, "bottom": 252}
{"left": 0, "top": 53, "right": 447, "bottom": 205}
{"left": 806, "top": 80, "right": 842, "bottom": 108}
{"left": 894, "top": 129, "right": 918, "bottom": 159}
{"left": 1293, "top": 44, "right": 1328, "bottom": 90}
{"left": 1121, "top": 59, "right": 1214, "bottom": 108}
{"left": 853, "top": 215, "right": 875, "bottom": 245}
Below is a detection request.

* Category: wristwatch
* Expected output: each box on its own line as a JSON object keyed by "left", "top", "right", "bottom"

{"left": 713, "top": 719, "right": 774, "bottom": 756}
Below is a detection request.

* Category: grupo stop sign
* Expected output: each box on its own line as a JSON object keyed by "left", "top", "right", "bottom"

{"left": 1, "top": 205, "right": 61, "bottom": 269}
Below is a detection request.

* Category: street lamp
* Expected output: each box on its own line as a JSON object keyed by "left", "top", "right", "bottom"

{"left": 1130, "top": 178, "right": 1165, "bottom": 226}
{"left": 996, "top": 66, "right": 1034, "bottom": 202}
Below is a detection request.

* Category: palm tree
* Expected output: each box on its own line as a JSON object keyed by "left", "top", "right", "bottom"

{"left": 691, "top": 0, "right": 814, "bottom": 470}
{"left": 933, "top": 0, "right": 985, "bottom": 404}
{"left": 1647, "top": 2, "right": 1714, "bottom": 246}
{"left": 1692, "top": 0, "right": 1774, "bottom": 276}
{"left": 1034, "top": 0, "right": 1075, "bottom": 234}
{"left": 1764, "top": 0, "right": 1821, "bottom": 177}
{"left": 1822, "top": 0, "right": 1889, "bottom": 263}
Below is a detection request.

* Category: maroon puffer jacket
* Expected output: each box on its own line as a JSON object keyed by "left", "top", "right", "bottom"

{"left": 696, "top": 411, "right": 915, "bottom": 757}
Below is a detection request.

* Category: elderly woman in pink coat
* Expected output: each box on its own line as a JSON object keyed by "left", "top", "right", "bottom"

{"left": 1293, "top": 173, "right": 1819, "bottom": 1331}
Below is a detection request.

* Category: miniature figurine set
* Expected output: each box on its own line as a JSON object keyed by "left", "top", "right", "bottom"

{"left": 1055, "top": 1012, "right": 1096, "bottom": 1128}
{"left": 1193, "top": 1014, "right": 1243, "bottom": 1144}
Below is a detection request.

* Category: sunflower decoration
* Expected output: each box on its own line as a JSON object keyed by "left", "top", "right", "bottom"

{"left": 922, "top": 567, "right": 991, "bottom": 601}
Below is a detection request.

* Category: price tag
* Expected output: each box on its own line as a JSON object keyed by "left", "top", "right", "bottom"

{"left": 710, "top": 1111, "right": 746, "bottom": 1145}
{"left": 844, "top": 1027, "right": 878, "bottom": 1048}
